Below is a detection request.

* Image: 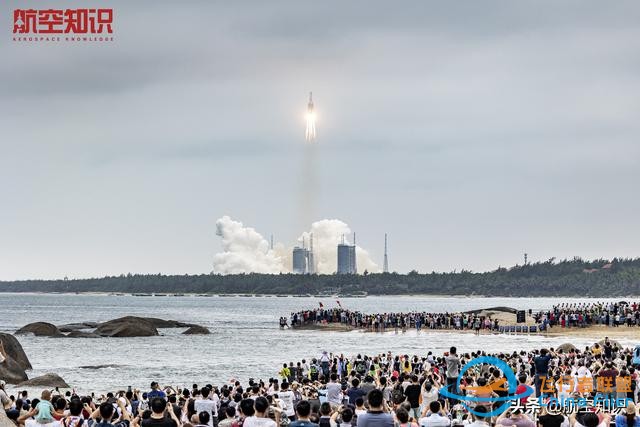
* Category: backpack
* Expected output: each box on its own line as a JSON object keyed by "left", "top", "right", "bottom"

{"left": 355, "top": 361, "right": 367, "bottom": 375}
{"left": 392, "top": 385, "right": 405, "bottom": 405}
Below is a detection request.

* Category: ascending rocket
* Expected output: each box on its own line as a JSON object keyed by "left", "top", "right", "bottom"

{"left": 305, "top": 92, "right": 316, "bottom": 142}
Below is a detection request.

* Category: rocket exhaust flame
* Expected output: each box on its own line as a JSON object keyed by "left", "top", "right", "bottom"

{"left": 305, "top": 91, "right": 316, "bottom": 142}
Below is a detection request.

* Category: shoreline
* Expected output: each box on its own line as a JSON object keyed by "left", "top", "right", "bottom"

{"left": 4, "top": 291, "right": 640, "bottom": 298}
{"left": 290, "top": 322, "right": 640, "bottom": 340}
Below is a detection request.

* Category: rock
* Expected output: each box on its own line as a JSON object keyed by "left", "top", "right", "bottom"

{"left": 95, "top": 317, "right": 159, "bottom": 337}
{"left": 141, "top": 318, "right": 197, "bottom": 328}
{"left": 0, "top": 333, "right": 31, "bottom": 384}
{"left": 58, "top": 322, "right": 99, "bottom": 333}
{"left": 465, "top": 306, "right": 517, "bottom": 315}
{"left": 18, "top": 373, "right": 69, "bottom": 388}
{"left": 182, "top": 325, "right": 210, "bottom": 335}
{"left": 66, "top": 331, "right": 101, "bottom": 339}
{"left": 0, "top": 333, "right": 31, "bottom": 370}
{"left": 79, "top": 364, "right": 120, "bottom": 369}
{"left": 15, "top": 322, "right": 64, "bottom": 337}
{"left": 556, "top": 343, "right": 577, "bottom": 353}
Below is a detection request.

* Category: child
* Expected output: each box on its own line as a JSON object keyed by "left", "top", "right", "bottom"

{"left": 35, "top": 390, "right": 55, "bottom": 424}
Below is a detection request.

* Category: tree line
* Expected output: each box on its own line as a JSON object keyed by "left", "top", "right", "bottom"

{"left": 1, "top": 257, "right": 639, "bottom": 297}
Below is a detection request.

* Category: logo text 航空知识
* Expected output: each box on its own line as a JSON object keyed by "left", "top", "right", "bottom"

{"left": 12, "top": 8, "right": 114, "bottom": 42}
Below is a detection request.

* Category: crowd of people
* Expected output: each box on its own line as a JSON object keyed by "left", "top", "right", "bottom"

{"left": 4, "top": 338, "right": 640, "bottom": 427}
{"left": 534, "top": 302, "right": 640, "bottom": 329}
{"left": 286, "top": 309, "right": 499, "bottom": 334}
{"left": 287, "top": 302, "right": 640, "bottom": 334}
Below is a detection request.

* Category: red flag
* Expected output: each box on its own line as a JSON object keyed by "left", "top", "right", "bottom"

{"left": 319, "top": 302, "right": 324, "bottom": 308}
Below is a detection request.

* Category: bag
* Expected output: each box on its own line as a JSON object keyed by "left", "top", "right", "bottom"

{"left": 355, "top": 362, "right": 367, "bottom": 375}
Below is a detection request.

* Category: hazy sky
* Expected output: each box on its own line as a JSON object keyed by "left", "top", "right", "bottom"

{"left": 2, "top": 1, "right": 639, "bottom": 280}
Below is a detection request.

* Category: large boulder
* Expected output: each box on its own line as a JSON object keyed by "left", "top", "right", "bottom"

{"left": 0, "top": 333, "right": 31, "bottom": 384}
{"left": 95, "top": 317, "right": 159, "bottom": 337}
{"left": 556, "top": 343, "right": 577, "bottom": 353}
{"left": 182, "top": 325, "right": 210, "bottom": 335}
{"left": 19, "top": 373, "right": 69, "bottom": 388}
{"left": 465, "top": 306, "right": 518, "bottom": 315}
{"left": 16, "top": 322, "right": 63, "bottom": 337}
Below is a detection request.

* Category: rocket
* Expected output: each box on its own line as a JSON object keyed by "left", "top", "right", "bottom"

{"left": 305, "top": 92, "right": 316, "bottom": 142}
{"left": 307, "top": 92, "right": 314, "bottom": 113}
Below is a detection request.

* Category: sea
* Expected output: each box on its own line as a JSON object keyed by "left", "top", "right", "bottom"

{"left": 0, "top": 293, "right": 631, "bottom": 393}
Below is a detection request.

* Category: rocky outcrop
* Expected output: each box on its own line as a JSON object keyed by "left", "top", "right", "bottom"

{"left": 15, "top": 322, "right": 64, "bottom": 337}
{"left": 0, "top": 333, "right": 31, "bottom": 384}
{"left": 556, "top": 343, "right": 577, "bottom": 353}
{"left": 182, "top": 325, "right": 210, "bottom": 335}
{"left": 465, "top": 306, "right": 517, "bottom": 315}
{"left": 15, "top": 317, "right": 205, "bottom": 339}
{"left": 94, "top": 317, "right": 159, "bottom": 337}
{"left": 18, "top": 373, "right": 69, "bottom": 388}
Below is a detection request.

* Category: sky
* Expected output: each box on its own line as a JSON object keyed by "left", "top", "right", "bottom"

{"left": 1, "top": 1, "right": 639, "bottom": 280}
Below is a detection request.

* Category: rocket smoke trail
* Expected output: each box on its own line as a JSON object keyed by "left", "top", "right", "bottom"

{"left": 297, "top": 140, "right": 318, "bottom": 233}
{"left": 297, "top": 92, "right": 318, "bottom": 233}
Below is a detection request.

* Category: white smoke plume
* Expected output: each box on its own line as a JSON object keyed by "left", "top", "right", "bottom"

{"left": 298, "top": 219, "right": 379, "bottom": 274}
{"left": 213, "top": 216, "right": 285, "bottom": 274}
{"left": 212, "top": 216, "right": 380, "bottom": 274}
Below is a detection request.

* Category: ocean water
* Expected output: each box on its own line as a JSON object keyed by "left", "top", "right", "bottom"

{"left": 0, "top": 293, "right": 630, "bottom": 393}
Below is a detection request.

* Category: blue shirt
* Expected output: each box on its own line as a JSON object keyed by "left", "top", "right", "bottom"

{"left": 615, "top": 414, "right": 640, "bottom": 427}
{"left": 147, "top": 389, "right": 167, "bottom": 400}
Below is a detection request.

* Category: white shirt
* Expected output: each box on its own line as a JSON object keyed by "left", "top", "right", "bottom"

{"left": 194, "top": 399, "right": 218, "bottom": 427}
{"left": 421, "top": 389, "right": 439, "bottom": 407}
{"left": 243, "top": 417, "right": 276, "bottom": 427}
{"left": 419, "top": 414, "right": 451, "bottom": 427}
{"left": 278, "top": 390, "right": 295, "bottom": 417}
